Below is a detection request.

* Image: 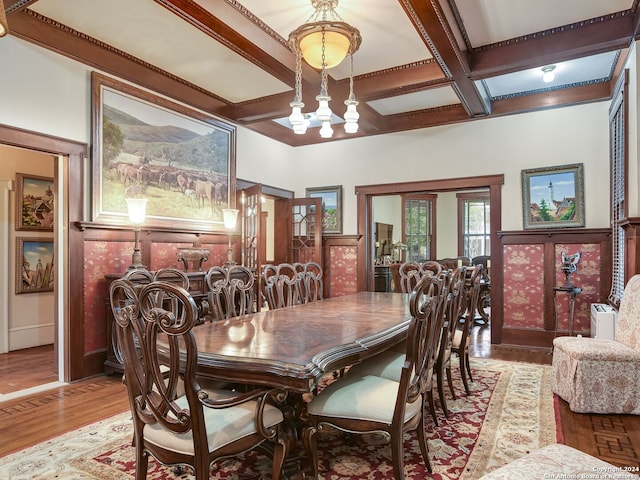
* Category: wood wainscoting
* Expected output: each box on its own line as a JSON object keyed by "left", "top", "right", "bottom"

{"left": 497, "top": 228, "right": 611, "bottom": 348}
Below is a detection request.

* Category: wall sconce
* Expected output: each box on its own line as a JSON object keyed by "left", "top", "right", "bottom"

{"left": 125, "top": 198, "right": 147, "bottom": 270}
{"left": 222, "top": 208, "right": 239, "bottom": 268}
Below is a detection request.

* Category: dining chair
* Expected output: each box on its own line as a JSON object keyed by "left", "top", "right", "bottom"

{"left": 342, "top": 274, "right": 448, "bottom": 425}
{"left": 303, "top": 274, "right": 443, "bottom": 480}
{"left": 398, "top": 260, "right": 442, "bottom": 293}
{"left": 452, "top": 264, "right": 483, "bottom": 395}
{"left": 205, "top": 264, "right": 256, "bottom": 321}
{"left": 262, "top": 262, "right": 303, "bottom": 309}
{"left": 434, "top": 266, "right": 468, "bottom": 416}
{"left": 109, "top": 279, "right": 290, "bottom": 480}
{"left": 300, "top": 261, "right": 323, "bottom": 303}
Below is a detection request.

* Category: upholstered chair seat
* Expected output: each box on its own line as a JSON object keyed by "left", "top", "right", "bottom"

{"left": 307, "top": 374, "right": 422, "bottom": 423}
{"left": 346, "top": 349, "right": 404, "bottom": 380}
{"left": 552, "top": 274, "right": 640, "bottom": 414}
{"left": 144, "top": 392, "right": 284, "bottom": 456}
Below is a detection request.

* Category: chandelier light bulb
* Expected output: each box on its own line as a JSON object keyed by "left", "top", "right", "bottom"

{"left": 319, "top": 120, "right": 333, "bottom": 138}
{"left": 289, "top": 102, "right": 305, "bottom": 126}
{"left": 316, "top": 96, "right": 333, "bottom": 122}
{"left": 343, "top": 98, "right": 359, "bottom": 133}
{"left": 293, "top": 118, "right": 309, "bottom": 134}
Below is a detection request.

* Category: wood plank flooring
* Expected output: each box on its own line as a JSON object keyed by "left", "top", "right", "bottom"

{"left": 1, "top": 326, "right": 639, "bottom": 471}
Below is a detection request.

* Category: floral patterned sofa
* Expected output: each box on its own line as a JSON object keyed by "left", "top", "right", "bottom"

{"left": 551, "top": 274, "right": 640, "bottom": 414}
{"left": 479, "top": 444, "right": 639, "bottom": 479}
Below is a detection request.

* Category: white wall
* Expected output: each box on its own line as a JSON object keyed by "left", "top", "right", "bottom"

{"left": 288, "top": 102, "right": 610, "bottom": 234}
{"left": 0, "top": 36, "right": 612, "bottom": 239}
{"left": 0, "top": 35, "right": 617, "bottom": 356}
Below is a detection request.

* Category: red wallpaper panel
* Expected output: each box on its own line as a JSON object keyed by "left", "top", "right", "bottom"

{"left": 83, "top": 239, "right": 231, "bottom": 355}
{"left": 554, "top": 243, "right": 600, "bottom": 333}
{"left": 503, "top": 244, "right": 545, "bottom": 329}
{"left": 83, "top": 240, "right": 132, "bottom": 353}
{"left": 327, "top": 245, "right": 358, "bottom": 297}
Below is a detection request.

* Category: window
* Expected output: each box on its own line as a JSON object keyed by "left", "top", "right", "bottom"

{"left": 402, "top": 194, "right": 436, "bottom": 262}
{"left": 458, "top": 193, "right": 490, "bottom": 259}
{"left": 609, "top": 70, "right": 628, "bottom": 307}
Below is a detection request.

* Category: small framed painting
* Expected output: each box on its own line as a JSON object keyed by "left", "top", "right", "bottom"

{"left": 16, "top": 237, "right": 54, "bottom": 294}
{"left": 306, "top": 185, "right": 343, "bottom": 234}
{"left": 521, "top": 163, "right": 585, "bottom": 230}
{"left": 15, "top": 173, "right": 54, "bottom": 231}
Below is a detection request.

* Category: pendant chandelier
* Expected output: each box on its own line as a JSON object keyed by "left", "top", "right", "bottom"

{"left": 288, "top": 0, "right": 361, "bottom": 138}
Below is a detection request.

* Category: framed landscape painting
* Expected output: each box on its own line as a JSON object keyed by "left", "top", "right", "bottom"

{"left": 521, "top": 163, "right": 585, "bottom": 230}
{"left": 15, "top": 173, "right": 54, "bottom": 231}
{"left": 306, "top": 185, "right": 343, "bottom": 234}
{"left": 91, "top": 72, "right": 236, "bottom": 232}
{"left": 16, "top": 237, "right": 54, "bottom": 294}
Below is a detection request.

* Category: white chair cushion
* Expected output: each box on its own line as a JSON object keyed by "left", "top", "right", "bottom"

{"left": 452, "top": 328, "right": 462, "bottom": 349}
{"left": 144, "top": 390, "right": 284, "bottom": 456}
{"left": 307, "top": 374, "right": 421, "bottom": 424}
{"left": 346, "top": 350, "right": 405, "bottom": 381}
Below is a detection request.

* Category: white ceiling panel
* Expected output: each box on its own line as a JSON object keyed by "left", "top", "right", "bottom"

{"left": 30, "top": 0, "right": 291, "bottom": 103}
{"left": 482, "top": 51, "right": 618, "bottom": 98}
{"left": 455, "top": 0, "right": 634, "bottom": 47}
{"left": 368, "top": 86, "right": 461, "bottom": 115}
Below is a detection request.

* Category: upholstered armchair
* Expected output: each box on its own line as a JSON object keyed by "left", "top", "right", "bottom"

{"left": 551, "top": 274, "right": 640, "bottom": 414}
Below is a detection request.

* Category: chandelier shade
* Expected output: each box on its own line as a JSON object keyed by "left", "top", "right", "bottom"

{"left": 294, "top": 23, "right": 359, "bottom": 69}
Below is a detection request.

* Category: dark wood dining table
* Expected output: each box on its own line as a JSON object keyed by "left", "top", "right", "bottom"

{"left": 192, "top": 291, "right": 412, "bottom": 394}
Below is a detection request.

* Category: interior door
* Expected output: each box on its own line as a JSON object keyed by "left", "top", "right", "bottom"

{"left": 272, "top": 197, "right": 323, "bottom": 265}
{"left": 240, "top": 184, "right": 263, "bottom": 272}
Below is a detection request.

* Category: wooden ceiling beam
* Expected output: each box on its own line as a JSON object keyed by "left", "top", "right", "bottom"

{"left": 399, "top": 0, "right": 489, "bottom": 118}
{"left": 8, "top": 9, "right": 230, "bottom": 111}
{"left": 490, "top": 82, "right": 612, "bottom": 116}
{"left": 470, "top": 13, "right": 635, "bottom": 79}
{"left": 155, "top": 0, "right": 298, "bottom": 87}
{"left": 227, "top": 60, "right": 445, "bottom": 122}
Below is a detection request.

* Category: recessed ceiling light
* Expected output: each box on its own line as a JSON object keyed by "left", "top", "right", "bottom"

{"left": 541, "top": 65, "right": 556, "bottom": 83}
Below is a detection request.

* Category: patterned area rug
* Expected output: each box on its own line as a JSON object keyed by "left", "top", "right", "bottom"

{"left": 0, "top": 359, "right": 557, "bottom": 479}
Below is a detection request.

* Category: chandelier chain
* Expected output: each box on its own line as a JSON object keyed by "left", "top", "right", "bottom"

{"left": 320, "top": 29, "right": 329, "bottom": 97}
{"left": 294, "top": 44, "right": 303, "bottom": 103}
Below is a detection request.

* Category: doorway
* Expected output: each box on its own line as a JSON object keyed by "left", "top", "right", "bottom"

{"left": 355, "top": 174, "right": 504, "bottom": 344}
{"left": 0, "top": 124, "right": 88, "bottom": 386}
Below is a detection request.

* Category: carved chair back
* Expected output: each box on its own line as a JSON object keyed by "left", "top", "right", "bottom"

{"left": 409, "top": 274, "right": 448, "bottom": 395}
{"left": 262, "top": 263, "right": 303, "bottom": 310}
{"left": 299, "top": 261, "right": 323, "bottom": 303}
{"left": 399, "top": 260, "right": 443, "bottom": 293}
{"left": 205, "top": 265, "right": 256, "bottom": 321}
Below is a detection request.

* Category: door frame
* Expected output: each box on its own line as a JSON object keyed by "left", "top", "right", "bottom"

{"left": 355, "top": 174, "right": 504, "bottom": 344}
{"left": 0, "top": 124, "right": 87, "bottom": 382}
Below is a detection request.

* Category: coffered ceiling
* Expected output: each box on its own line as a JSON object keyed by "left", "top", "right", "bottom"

{"left": 4, "top": 0, "right": 638, "bottom": 146}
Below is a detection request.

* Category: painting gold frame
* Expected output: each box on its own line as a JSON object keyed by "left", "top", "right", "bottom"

{"left": 16, "top": 237, "right": 54, "bottom": 294}
{"left": 91, "top": 72, "right": 236, "bottom": 232}
{"left": 521, "top": 163, "right": 585, "bottom": 230}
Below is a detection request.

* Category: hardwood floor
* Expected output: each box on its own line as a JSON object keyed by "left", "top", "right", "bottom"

{"left": 1, "top": 327, "right": 638, "bottom": 471}
{"left": 0, "top": 344, "right": 59, "bottom": 394}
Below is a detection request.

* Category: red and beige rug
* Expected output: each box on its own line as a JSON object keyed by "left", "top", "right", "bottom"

{"left": 0, "top": 359, "right": 558, "bottom": 479}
